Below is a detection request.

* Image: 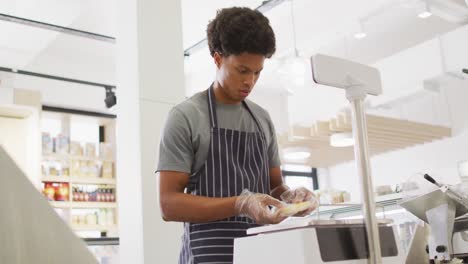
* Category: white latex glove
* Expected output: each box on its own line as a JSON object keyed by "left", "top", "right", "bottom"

{"left": 234, "top": 190, "right": 287, "bottom": 225}
{"left": 278, "top": 186, "right": 318, "bottom": 217}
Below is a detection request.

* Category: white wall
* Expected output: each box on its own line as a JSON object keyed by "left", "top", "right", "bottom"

{"left": 327, "top": 78, "right": 468, "bottom": 202}
{"left": 116, "top": 0, "right": 185, "bottom": 263}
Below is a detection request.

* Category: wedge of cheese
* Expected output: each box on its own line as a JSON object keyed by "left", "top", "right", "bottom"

{"left": 277, "top": 201, "right": 314, "bottom": 217}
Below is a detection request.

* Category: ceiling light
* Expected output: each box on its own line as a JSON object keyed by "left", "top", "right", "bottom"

{"left": 330, "top": 132, "right": 354, "bottom": 147}
{"left": 418, "top": 11, "right": 432, "bottom": 18}
{"left": 418, "top": 0, "right": 432, "bottom": 18}
{"left": 278, "top": 0, "right": 307, "bottom": 87}
{"left": 284, "top": 151, "right": 311, "bottom": 160}
{"left": 354, "top": 32, "right": 367, "bottom": 39}
{"left": 353, "top": 19, "right": 367, "bottom": 39}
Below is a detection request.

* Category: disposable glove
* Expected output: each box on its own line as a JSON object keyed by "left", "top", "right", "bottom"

{"left": 234, "top": 190, "right": 288, "bottom": 225}
{"left": 276, "top": 186, "right": 318, "bottom": 217}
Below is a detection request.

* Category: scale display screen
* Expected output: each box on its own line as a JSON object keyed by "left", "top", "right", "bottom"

{"left": 316, "top": 226, "right": 398, "bottom": 261}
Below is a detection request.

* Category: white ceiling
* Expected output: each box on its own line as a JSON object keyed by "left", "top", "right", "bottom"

{"left": 0, "top": 0, "right": 467, "bottom": 124}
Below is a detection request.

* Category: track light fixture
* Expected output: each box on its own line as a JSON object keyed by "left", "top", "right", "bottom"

{"left": 104, "top": 86, "right": 116, "bottom": 108}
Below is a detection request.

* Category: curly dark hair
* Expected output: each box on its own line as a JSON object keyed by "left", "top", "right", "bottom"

{"left": 207, "top": 7, "right": 276, "bottom": 58}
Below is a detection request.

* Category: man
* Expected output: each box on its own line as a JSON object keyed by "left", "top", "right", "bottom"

{"left": 157, "top": 7, "right": 317, "bottom": 264}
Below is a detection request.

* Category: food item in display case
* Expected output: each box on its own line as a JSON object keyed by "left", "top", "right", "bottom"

{"left": 70, "top": 141, "right": 83, "bottom": 156}
{"left": 375, "top": 185, "right": 394, "bottom": 196}
{"left": 55, "top": 134, "right": 70, "bottom": 154}
{"left": 315, "top": 189, "right": 351, "bottom": 204}
{"left": 102, "top": 161, "right": 113, "bottom": 178}
{"left": 99, "top": 142, "right": 113, "bottom": 160}
{"left": 42, "top": 132, "right": 53, "bottom": 155}
{"left": 85, "top": 143, "right": 96, "bottom": 158}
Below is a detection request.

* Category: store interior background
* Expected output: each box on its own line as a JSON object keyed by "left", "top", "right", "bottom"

{"left": 1, "top": 0, "right": 468, "bottom": 263}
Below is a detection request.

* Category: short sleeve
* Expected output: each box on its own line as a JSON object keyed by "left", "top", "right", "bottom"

{"left": 156, "top": 107, "right": 194, "bottom": 174}
{"left": 265, "top": 113, "right": 281, "bottom": 168}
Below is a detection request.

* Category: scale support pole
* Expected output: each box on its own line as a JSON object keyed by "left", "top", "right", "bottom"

{"left": 346, "top": 86, "right": 382, "bottom": 264}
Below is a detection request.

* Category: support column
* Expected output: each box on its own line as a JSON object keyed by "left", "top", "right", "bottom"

{"left": 116, "top": 0, "right": 185, "bottom": 263}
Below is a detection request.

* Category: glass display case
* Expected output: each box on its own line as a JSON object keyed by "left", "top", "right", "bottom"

{"left": 310, "top": 193, "right": 422, "bottom": 255}
{"left": 85, "top": 237, "right": 119, "bottom": 264}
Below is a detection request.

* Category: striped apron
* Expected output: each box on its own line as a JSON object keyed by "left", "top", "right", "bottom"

{"left": 179, "top": 86, "right": 271, "bottom": 264}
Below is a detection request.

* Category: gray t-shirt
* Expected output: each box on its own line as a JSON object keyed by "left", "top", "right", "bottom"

{"left": 157, "top": 89, "right": 281, "bottom": 175}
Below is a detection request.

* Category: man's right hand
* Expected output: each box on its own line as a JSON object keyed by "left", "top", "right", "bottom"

{"left": 234, "top": 190, "right": 287, "bottom": 225}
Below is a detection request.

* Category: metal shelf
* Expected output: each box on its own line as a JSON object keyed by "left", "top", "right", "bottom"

{"left": 313, "top": 193, "right": 403, "bottom": 217}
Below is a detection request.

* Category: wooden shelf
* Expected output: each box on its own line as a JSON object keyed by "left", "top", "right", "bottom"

{"left": 72, "top": 225, "right": 118, "bottom": 232}
{"left": 42, "top": 176, "right": 70, "bottom": 183}
{"left": 49, "top": 201, "right": 117, "bottom": 209}
{"left": 41, "top": 176, "right": 116, "bottom": 185}
{"left": 70, "top": 176, "right": 116, "bottom": 185}
{"left": 42, "top": 154, "right": 114, "bottom": 163}
{"left": 72, "top": 202, "right": 117, "bottom": 209}
{"left": 50, "top": 201, "right": 71, "bottom": 208}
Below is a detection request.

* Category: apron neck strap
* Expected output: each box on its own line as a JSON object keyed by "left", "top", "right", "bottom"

{"left": 207, "top": 84, "right": 218, "bottom": 128}
{"left": 207, "top": 84, "right": 265, "bottom": 135}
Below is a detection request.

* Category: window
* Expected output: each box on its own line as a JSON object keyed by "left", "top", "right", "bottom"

{"left": 281, "top": 165, "right": 318, "bottom": 191}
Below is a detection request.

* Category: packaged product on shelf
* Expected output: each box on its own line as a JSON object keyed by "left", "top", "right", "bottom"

{"left": 70, "top": 141, "right": 83, "bottom": 156}
{"left": 110, "top": 188, "right": 115, "bottom": 202}
{"left": 49, "top": 166, "right": 59, "bottom": 176}
{"left": 98, "top": 209, "right": 107, "bottom": 226}
{"left": 43, "top": 182, "right": 55, "bottom": 201}
{"left": 106, "top": 210, "right": 115, "bottom": 225}
{"left": 80, "top": 160, "right": 89, "bottom": 177}
{"left": 87, "top": 161, "right": 99, "bottom": 177}
{"left": 55, "top": 134, "right": 70, "bottom": 155}
{"left": 78, "top": 215, "right": 86, "bottom": 225}
{"left": 99, "top": 142, "right": 114, "bottom": 160}
{"left": 86, "top": 213, "right": 97, "bottom": 225}
{"left": 97, "top": 188, "right": 103, "bottom": 202}
{"left": 41, "top": 165, "right": 47, "bottom": 177}
{"left": 70, "top": 160, "right": 81, "bottom": 177}
{"left": 61, "top": 166, "right": 70, "bottom": 177}
{"left": 72, "top": 187, "right": 79, "bottom": 201}
{"left": 102, "top": 161, "right": 113, "bottom": 178}
{"left": 71, "top": 215, "right": 79, "bottom": 225}
{"left": 42, "top": 132, "right": 53, "bottom": 155}
{"left": 55, "top": 183, "right": 69, "bottom": 201}
{"left": 85, "top": 143, "right": 97, "bottom": 158}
